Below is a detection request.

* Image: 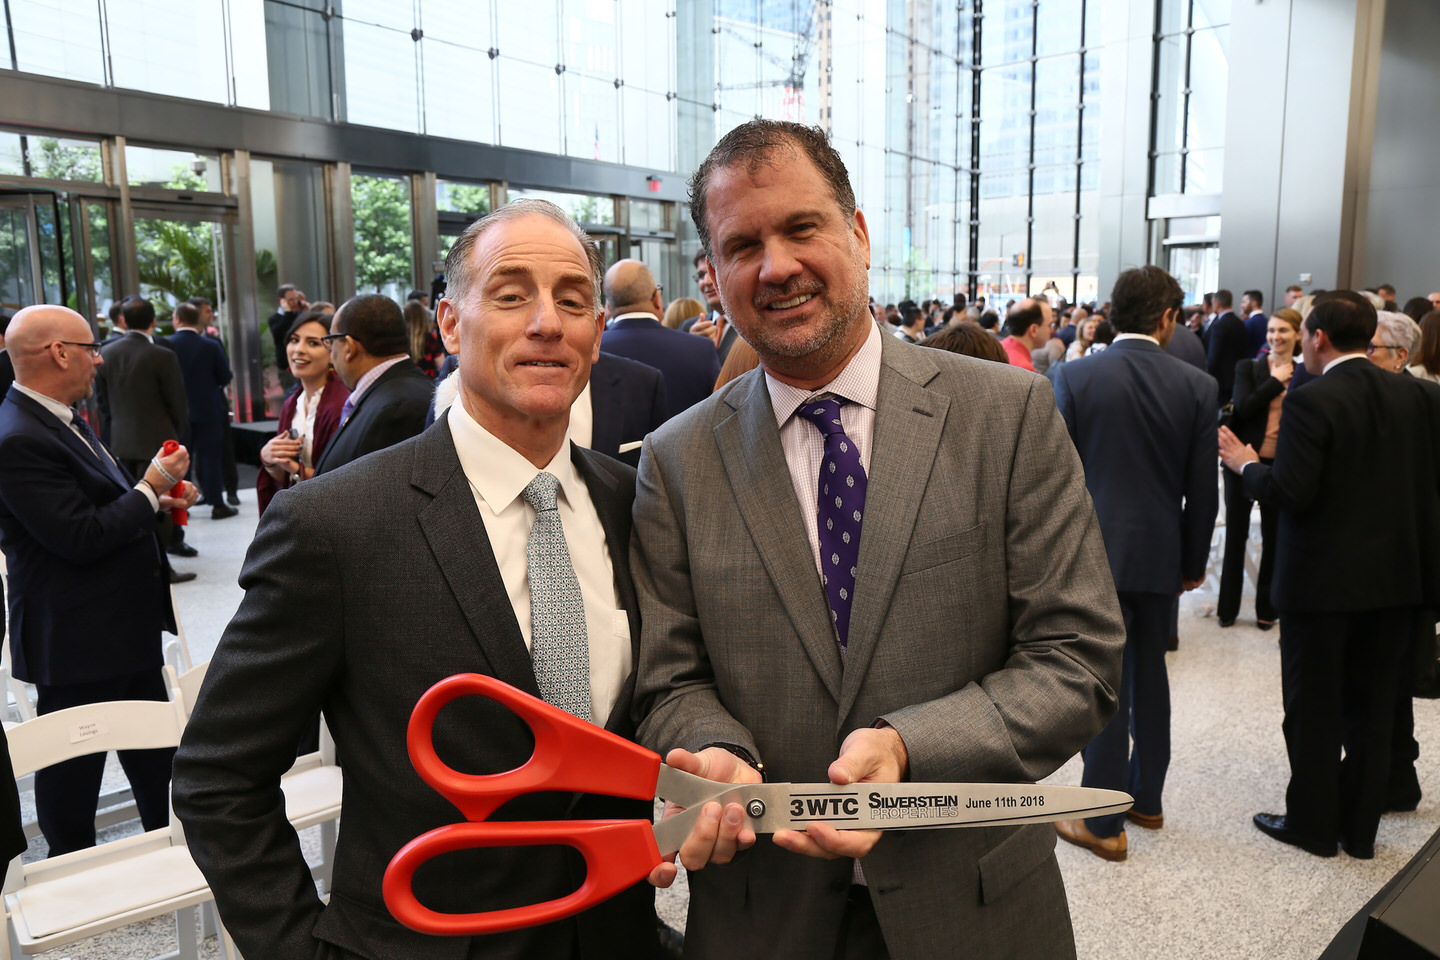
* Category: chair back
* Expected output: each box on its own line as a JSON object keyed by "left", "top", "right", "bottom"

{"left": 163, "top": 661, "right": 210, "bottom": 718}
{"left": 5, "top": 698, "right": 187, "bottom": 780}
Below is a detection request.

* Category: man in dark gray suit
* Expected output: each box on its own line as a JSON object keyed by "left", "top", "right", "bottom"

{"left": 1051, "top": 266, "right": 1219, "bottom": 861}
{"left": 633, "top": 120, "right": 1124, "bottom": 959}
{"left": 172, "top": 200, "right": 660, "bottom": 960}
{"left": 96, "top": 297, "right": 194, "bottom": 578}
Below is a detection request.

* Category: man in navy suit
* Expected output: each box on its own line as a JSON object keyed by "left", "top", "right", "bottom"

{"left": 601, "top": 259, "right": 721, "bottom": 416}
{"left": 1053, "top": 265, "right": 1219, "bottom": 861}
{"left": 1241, "top": 289, "right": 1268, "bottom": 360}
{"left": 166, "top": 301, "right": 235, "bottom": 519}
{"left": 1206, "top": 289, "right": 1248, "bottom": 405}
{"left": 0, "top": 305, "right": 199, "bottom": 856}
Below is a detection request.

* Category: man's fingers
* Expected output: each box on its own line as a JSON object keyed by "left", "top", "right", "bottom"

{"left": 773, "top": 823, "right": 882, "bottom": 860}
{"left": 648, "top": 860, "right": 678, "bottom": 889}
{"left": 676, "top": 802, "right": 723, "bottom": 872}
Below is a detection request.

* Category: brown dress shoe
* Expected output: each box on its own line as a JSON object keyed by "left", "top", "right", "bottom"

{"left": 1056, "top": 819, "right": 1127, "bottom": 861}
{"left": 1126, "top": 810, "right": 1163, "bottom": 830}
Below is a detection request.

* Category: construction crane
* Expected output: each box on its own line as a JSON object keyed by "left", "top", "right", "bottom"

{"left": 714, "top": 3, "right": 818, "bottom": 123}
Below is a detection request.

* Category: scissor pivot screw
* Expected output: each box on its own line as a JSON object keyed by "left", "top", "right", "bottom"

{"left": 746, "top": 799, "right": 766, "bottom": 818}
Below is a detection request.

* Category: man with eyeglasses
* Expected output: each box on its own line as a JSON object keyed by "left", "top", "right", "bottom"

{"left": 0, "top": 304, "right": 199, "bottom": 858}
{"left": 682, "top": 250, "right": 743, "bottom": 363}
{"left": 311, "top": 294, "right": 434, "bottom": 476}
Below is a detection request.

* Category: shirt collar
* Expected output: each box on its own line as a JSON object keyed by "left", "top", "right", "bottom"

{"left": 447, "top": 396, "right": 580, "bottom": 514}
{"left": 349, "top": 354, "right": 410, "bottom": 405}
{"left": 609, "top": 311, "right": 659, "bottom": 327}
{"left": 1113, "top": 332, "right": 1160, "bottom": 346}
{"left": 1323, "top": 352, "right": 1368, "bottom": 374}
{"left": 13, "top": 383, "right": 75, "bottom": 424}
{"left": 128, "top": 329, "right": 154, "bottom": 343}
{"left": 766, "top": 321, "right": 882, "bottom": 429}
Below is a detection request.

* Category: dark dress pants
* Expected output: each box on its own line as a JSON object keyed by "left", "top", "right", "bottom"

{"left": 1388, "top": 611, "right": 1430, "bottom": 808}
{"left": 220, "top": 416, "right": 239, "bottom": 498}
{"left": 1082, "top": 592, "right": 1173, "bottom": 838}
{"left": 1217, "top": 463, "right": 1278, "bottom": 623}
{"left": 33, "top": 669, "right": 175, "bottom": 857}
{"left": 186, "top": 420, "right": 225, "bottom": 507}
{"left": 1279, "top": 608, "right": 1411, "bottom": 850}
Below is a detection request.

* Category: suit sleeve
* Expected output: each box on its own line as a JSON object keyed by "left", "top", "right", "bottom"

{"left": 1232, "top": 360, "right": 1283, "bottom": 420}
{"left": 645, "top": 369, "right": 668, "bottom": 433}
{"left": 0, "top": 433, "right": 157, "bottom": 564}
{"left": 171, "top": 491, "right": 346, "bottom": 960}
{"left": 882, "top": 376, "right": 1126, "bottom": 783}
{"left": 160, "top": 349, "right": 189, "bottom": 435}
{"left": 1051, "top": 364, "right": 1077, "bottom": 441}
{"left": 1242, "top": 386, "right": 1326, "bottom": 509}
{"left": 1182, "top": 376, "right": 1220, "bottom": 581}
{"left": 212, "top": 340, "right": 234, "bottom": 388}
{"left": 631, "top": 437, "right": 759, "bottom": 759}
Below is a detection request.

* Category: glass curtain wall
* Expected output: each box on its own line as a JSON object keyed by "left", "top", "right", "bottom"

{"left": 1152, "top": 0, "right": 1232, "bottom": 195}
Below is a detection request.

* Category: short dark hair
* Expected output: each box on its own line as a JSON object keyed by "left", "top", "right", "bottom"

{"left": 1403, "top": 297, "right": 1432, "bottom": 324}
{"left": 688, "top": 120, "right": 855, "bottom": 258}
{"left": 942, "top": 306, "right": 955, "bottom": 324}
{"left": 406, "top": 289, "right": 426, "bottom": 302}
{"left": 1109, "top": 266, "right": 1184, "bottom": 336}
{"left": 902, "top": 304, "right": 923, "bottom": 327}
{"left": 107, "top": 301, "right": 124, "bottom": 323}
{"left": 277, "top": 283, "right": 296, "bottom": 301}
{"left": 978, "top": 309, "right": 999, "bottom": 330}
{"left": 335, "top": 294, "right": 410, "bottom": 358}
{"left": 1092, "top": 320, "right": 1116, "bottom": 345}
{"left": 1243, "top": 289, "right": 1264, "bottom": 308}
{"left": 1378, "top": 283, "right": 1396, "bottom": 296}
{"left": 186, "top": 296, "right": 212, "bottom": 309}
{"left": 172, "top": 302, "right": 201, "bottom": 327}
{"left": 1286, "top": 285, "right": 1303, "bottom": 294}
{"left": 1213, "top": 289, "right": 1233, "bottom": 309}
{"left": 919, "top": 321, "right": 1008, "bottom": 364}
{"left": 1004, "top": 301, "right": 1045, "bottom": 337}
{"left": 953, "top": 292, "right": 967, "bottom": 309}
{"left": 286, "top": 308, "right": 332, "bottom": 343}
{"left": 1304, "top": 290, "right": 1376, "bottom": 352}
{"left": 122, "top": 297, "right": 156, "bottom": 331}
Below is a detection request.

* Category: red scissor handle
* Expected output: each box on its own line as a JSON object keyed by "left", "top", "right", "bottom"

{"left": 383, "top": 819, "right": 661, "bottom": 936}
{"left": 160, "top": 440, "right": 187, "bottom": 525}
{"left": 404, "top": 673, "right": 662, "bottom": 821}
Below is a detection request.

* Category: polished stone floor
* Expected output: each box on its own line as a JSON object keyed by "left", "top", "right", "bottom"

{"left": 21, "top": 487, "right": 1440, "bottom": 959}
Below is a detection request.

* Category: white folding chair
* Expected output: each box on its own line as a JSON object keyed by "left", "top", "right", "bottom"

{"left": 1, "top": 698, "right": 236, "bottom": 959}
{"left": 163, "top": 584, "right": 194, "bottom": 675}
{"left": 165, "top": 662, "right": 342, "bottom": 895}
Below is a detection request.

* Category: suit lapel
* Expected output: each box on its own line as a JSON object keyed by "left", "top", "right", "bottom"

{"left": 571, "top": 446, "right": 638, "bottom": 734}
{"left": 411, "top": 416, "right": 543, "bottom": 698}
{"left": 9, "top": 391, "right": 131, "bottom": 493}
{"left": 714, "top": 373, "right": 843, "bottom": 702}
{"left": 837, "top": 338, "right": 948, "bottom": 721}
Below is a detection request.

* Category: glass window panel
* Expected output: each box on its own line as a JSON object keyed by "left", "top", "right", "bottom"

{"left": 507, "top": 187, "right": 614, "bottom": 227}
{"left": 14, "top": 136, "right": 105, "bottom": 182}
{"left": 498, "top": 58, "right": 563, "bottom": 154}
{"left": 563, "top": 0, "right": 617, "bottom": 79}
{"left": 126, "top": 147, "right": 224, "bottom": 191}
{"left": 0, "top": 132, "right": 24, "bottom": 176}
{"left": 344, "top": 20, "right": 421, "bottom": 132}
{"left": 618, "top": 0, "right": 671, "bottom": 94}
{"left": 1185, "top": 147, "right": 1225, "bottom": 194}
{"left": 345, "top": 0, "right": 412, "bottom": 30}
{"left": 1031, "top": 165, "right": 1078, "bottom": 281}
{"left": 436, "top": 180, "right": 492, "bottom": 216}
{"left": 1034, "top": 55, "right": 1079, "bottom": 168}
{"left": 1153, "top": 152, "right": 1182, "bottom": 196}
{"left": 1036, "top": 0, "right": 1082, "bottom": 59}
{"left": 981, "top": 1, "right": 1032, "bottom": 68}
{"left": 1158, "top": 0, "right": 1188, "bottom": 36}
{"left": 351, "top": 173, "right": 414, "bottom": 301}
{"left": 622, "top": 88, "right": 675, "bottom": 171}
{"left": 1084, "top": 0, "right": 1102, "bottom": 47}
{"left": 87, "top": 202, "right": 115, "bottom": 315}
{"left": 1193, "top": 0, "right": 1232, "bottom": 31}
{"left": 0, "top": 204, "right": 36, "bottom": 309}
{"left": 629, "top": 200, "right": 668, "bottom": 233}
{"left": 565, "top": 73, "right": 620, "bottom": 164}
{"left": 422, "top": 39, "right": 497, "bottom": 143}
{"left": 1153, "top": 33, "right": 1186, "bottom": 155}
{"left": 230, "top": 0, "right": 271, "bottom": 110}
{"left": 105, "top": 0, "right": 229, "bottom": 103}
{"left": 976, "top": 170, "right": 1030, "bottom": 303}
{"left": 827, "top": 6, "right": 863, "bottom": 145}
{"left": 979, "top": 64, "right": 1030, "bottom": 173}
{"left": 1186, "top": 26, "right": 1229, "bottom": 150}
{"left": 498, "top": 0, "right": 558, "bottom": 68}
{"left": 6, "top": 0, "right": 105, "bottom": 85}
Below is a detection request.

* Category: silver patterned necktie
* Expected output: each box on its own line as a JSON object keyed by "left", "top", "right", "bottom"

{"left": 520, "top": 472, "right": 592, "bottom": 722}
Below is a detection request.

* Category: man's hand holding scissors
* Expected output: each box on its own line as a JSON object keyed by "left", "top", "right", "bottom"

{"left": 774, "top": 725, "right": 908, "bottom": 860}
{"left": 649, "top": 746, "right": 761, "bottom": 888}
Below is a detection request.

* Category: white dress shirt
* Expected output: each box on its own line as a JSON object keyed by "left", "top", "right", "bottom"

{"left": 567, "top": 382, "right": 594, "bottom": 450}
{"left": 13, "top": 383, "right": 159, "bottom": 510}
{"left": 447, "top": 398, "right": 629, "bottom": 723}
{"left": 765, "top": 322, "right": 881, "bottom": 576}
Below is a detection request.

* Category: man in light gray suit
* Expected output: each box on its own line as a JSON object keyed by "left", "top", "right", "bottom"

{"left": 633, "top": 120, "right": 1125, "bottom": 958}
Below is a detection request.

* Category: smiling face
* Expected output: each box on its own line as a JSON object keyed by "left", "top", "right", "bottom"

{"left": 286, "top": 319, "right": 331, "bottom": 384}
{"left": 700, "top": 149, "right": 872, "bottom": 388}
{"left": 438, "top": 214, "right": 602, "bottom": 454}
{"left": 1267, "top": 316, "right": 1298, "bottom": 360}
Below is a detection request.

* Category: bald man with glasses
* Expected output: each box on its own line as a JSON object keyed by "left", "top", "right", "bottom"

{"left": 0, "top": 305, "right": 198, "bottom": 857}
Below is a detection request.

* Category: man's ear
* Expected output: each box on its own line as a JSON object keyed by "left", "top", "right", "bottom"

{"left": 438, "top": 298, "right": 461, "bottom": 355}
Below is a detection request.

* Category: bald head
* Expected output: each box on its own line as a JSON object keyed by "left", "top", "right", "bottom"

{"left": 6, "top": 305, "right": 101, "bottom": 404}
{"left": 602, "top": 259, "right": 662, "bottom": 320}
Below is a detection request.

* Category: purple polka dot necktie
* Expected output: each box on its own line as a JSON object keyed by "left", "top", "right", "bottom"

{"left": 796, "top": 397, "right": 867, "bottom": 649}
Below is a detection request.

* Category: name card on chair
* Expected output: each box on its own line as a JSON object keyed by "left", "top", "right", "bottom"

{"left": 69, "top": 719, "right": 108, "bottom": 744}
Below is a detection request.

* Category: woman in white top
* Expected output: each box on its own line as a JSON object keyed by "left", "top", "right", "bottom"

{"left": 1065, "top": 315, "right": 1100, "bottom": 361}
